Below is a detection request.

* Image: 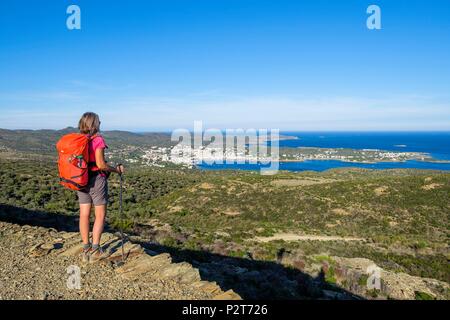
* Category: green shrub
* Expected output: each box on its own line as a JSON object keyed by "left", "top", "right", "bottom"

{"left": 110, "top": 217, "right": 134, "bottom": 232}
{"left": 414, "top": 291, "right": 435, "bottom": 300}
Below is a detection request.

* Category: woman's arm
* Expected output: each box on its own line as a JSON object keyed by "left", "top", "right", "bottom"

{"left": 95, "top": 148, "right": 124, "bottom": 174}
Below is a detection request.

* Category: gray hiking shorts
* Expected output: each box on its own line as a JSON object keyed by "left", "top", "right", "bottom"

{"left": 77, "top": 174, "right": 108, "bottom": 206}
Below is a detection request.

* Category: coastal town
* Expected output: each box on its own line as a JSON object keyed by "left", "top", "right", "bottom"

{"left": 107, "top": 143, "right": 438, "bottom": 168}
{"left": 279, "top": 147, "right": 435, "bottom": 164}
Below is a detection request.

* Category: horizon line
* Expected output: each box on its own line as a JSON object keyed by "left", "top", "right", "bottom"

{"left": 2, "top": 127, "right": 450, "bottom": 134}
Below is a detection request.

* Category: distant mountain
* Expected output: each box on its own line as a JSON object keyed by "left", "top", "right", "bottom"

{"left": 0, "top": 127, "right": 172, "bottom": 154}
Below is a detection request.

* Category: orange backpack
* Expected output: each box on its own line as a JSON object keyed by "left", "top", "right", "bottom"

{"left": 56, "top": 133, "right": 93, "bottom": 190}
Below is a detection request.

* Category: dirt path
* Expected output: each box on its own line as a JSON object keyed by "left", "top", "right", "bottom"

{"left": 271, "top": 178, "right": 339, "bottom": 187}
{"left": 253, "top": 232, "right": 366, "bottom": 243}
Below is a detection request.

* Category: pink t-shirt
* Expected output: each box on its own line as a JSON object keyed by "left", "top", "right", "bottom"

{"left": 88, "top": 135, "right": 107, "bottom": 164}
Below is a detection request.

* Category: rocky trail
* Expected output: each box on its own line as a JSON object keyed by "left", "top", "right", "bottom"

{"left": 0, "top": 221, "right": 240, "bottom": 300}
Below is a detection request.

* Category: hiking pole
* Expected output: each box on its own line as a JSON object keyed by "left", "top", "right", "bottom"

{"left": 119, "top": 169, "right": 125, "bottom": 264}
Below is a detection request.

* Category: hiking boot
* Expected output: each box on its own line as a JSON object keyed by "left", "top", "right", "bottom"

{"left": 89, "top": 246, "right": 106, "bottom": 263}
{"left": 81, "top": 249, "right": 90, "bottom": 263}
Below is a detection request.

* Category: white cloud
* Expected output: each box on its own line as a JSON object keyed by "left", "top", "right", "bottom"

{"left": 97, "top": 94, "right": 450, "bottom": 131}
{"left": 0, "top": 93, "right": 449, "bottom": 131}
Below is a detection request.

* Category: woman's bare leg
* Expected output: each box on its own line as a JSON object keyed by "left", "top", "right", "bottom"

{"left": 79, "top": 203, "right": 92, "bottom": 245}
{"left": 92, "top": 204, "right": 106, "bottom": 245}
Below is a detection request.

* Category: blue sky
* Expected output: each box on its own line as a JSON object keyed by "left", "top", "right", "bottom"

{"left": 0, "top": 0, "right": 449, "bottom": 131}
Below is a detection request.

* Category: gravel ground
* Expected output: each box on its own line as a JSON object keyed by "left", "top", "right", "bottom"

{"left": 0, "top": 221, "right": 219, "bottom": 300}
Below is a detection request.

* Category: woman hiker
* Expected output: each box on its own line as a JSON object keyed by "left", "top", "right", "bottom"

{"left": 77, "top": 112, "right": 124, "bottom": 263}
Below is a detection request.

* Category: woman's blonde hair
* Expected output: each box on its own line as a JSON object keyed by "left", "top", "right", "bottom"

{"left": 78, "top": 112, "right": 100, "bottom": 135}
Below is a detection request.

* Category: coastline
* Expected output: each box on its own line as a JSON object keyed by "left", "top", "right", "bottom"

{"left": 279, "top": 158, "right": 450, "bottom": 164}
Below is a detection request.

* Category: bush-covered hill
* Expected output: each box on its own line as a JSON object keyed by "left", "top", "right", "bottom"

{"left": 1, "top": 157, "right": 449, "bottom": 292}
{"left": 0, "top": 127, "right": 172, "bottom": 154}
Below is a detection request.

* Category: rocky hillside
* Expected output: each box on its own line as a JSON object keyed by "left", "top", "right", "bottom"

{"left": 0, "top": 220, "right": 240, "bottom": 300}
{"left": 1, "top": 217, "right": 448, "bottom": 300}
{"left": 1, "top": 158, "right": 448, "bottom": 300}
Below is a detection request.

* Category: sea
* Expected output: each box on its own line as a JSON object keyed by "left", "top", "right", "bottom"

{"left": 197, "top": 132, "right": 450, "bottom": 172}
